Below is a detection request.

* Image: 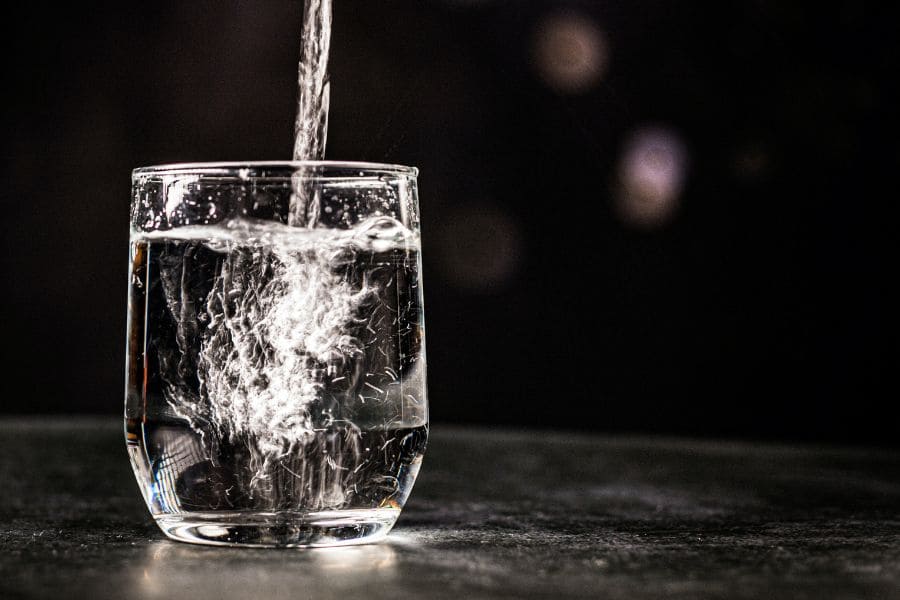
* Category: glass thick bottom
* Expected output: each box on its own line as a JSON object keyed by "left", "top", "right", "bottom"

{"left": 155, "top": 508, "right": 400, "bottom": 548}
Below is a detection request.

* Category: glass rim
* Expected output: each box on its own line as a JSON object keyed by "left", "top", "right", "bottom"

{"left": 133, "top": 160, "right": 418, "bottom": 178}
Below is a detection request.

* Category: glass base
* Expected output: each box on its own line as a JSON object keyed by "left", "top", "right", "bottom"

{"left": 155, "top": 508, "right": 400, "bottom": 548}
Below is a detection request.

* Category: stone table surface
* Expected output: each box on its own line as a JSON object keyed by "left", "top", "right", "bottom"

{"left": 1, "top": 418, "right": 898, "bottom": 599}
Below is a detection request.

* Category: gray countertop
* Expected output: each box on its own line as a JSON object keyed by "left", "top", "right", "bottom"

{"left": 1, "top": 418, "right": 898, "bottom": 599}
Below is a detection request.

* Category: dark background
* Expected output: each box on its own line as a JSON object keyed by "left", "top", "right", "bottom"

{"left": 2, "top": 1, "right": 896, "bottom": 443}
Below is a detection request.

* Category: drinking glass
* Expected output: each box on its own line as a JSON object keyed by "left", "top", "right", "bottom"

{"left": 125, "top": 162, "right": 427, "bottom": 547}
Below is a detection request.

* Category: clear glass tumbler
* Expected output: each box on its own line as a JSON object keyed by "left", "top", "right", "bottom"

{"left": 125, "top": 162, "right": 428, "bottom": 547}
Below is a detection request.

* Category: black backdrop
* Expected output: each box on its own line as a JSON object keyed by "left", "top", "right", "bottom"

{"left": 2, "top": 1, "right": 896, "bottom": 443}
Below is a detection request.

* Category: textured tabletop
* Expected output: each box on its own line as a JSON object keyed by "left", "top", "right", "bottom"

{"left": 1, "top": 418, "right": 898, "bottom": 599}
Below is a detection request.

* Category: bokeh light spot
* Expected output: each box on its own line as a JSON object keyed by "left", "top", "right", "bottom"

{"left": 533, "top": 12, "right": 609, "bottom": 94}
{"left": 613, "top": 127, "right": 689, "bottom": 229}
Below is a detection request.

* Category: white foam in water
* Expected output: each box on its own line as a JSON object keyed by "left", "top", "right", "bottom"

{"left": 200, "top": 241, "right": 362, "bottom": 462}
{"left": 196, "top": 224, "right": 385, "bottom": 462}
